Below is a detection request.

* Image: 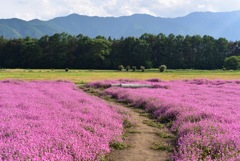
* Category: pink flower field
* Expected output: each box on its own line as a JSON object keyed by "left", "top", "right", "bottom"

{"left": 88, "top": 79, "right": 240, "bottom": 160}
{"left": 0, "top": 80, "right": 125, "bottom": 161}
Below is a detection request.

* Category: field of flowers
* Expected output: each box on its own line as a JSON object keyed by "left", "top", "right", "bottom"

{"left": 88, "top": 79, "right": 240, "bottom": 160}
{"left": 0, "top": 80, "right": 125, "bottom": 160}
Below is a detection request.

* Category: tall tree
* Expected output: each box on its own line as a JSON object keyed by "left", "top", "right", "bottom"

{"left": 172, "top": 35, "right": 185, "bottom": 69}
{"left": 183, "top": 35, "right": 202, "bottom": 69}
{"left": 214, "top": 38, "right": 228, "bottom": 68}
{"left": 2, "top": 39, "right": 23, "bottom": 68}
{"left": 0, "top": 36, "right": 7, "bottom": 68}
{"left": 78, "top": 37, "right": 111, "bottom": 69}
{"left": 19, "top": 37, "right": 43, "bottom": 68}
{"left": 151, "top": 33, "right": 168, "bottom": 67}
{"left": 39, "top": 33, "right": 69, "bottom": 68}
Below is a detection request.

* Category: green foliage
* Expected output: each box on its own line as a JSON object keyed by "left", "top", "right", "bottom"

{"left": 142, "top": 120, "right": 164, "bottom": 128}
{"left": 0, "top": 33, "right": 237, "bottom": 70}
{"left": 125, "top": 65, "right": 130, "bottom": 71}
{"left": 132, "top": 66, "right": 136, "bottom": 72}
{"left": 167, "top": 122, "right": 173, "bottom": 128}
{"left": 155, "top": 131, "right": 174, "bottom": 138}
{"left": 100, "top": 156, "right": 106, "bottom": 161}
{"left": 125, "top": 129, "right": 141, "bottom": 134}
{"left": 109, "top": 141, "right": 128, "bottom": 150}
{"left": 123, "top": 118, "right": 134, "bottom": 128}
{"left": 118, "top": 65, "right": 124, "bottom": 71}
{"left": 150, "top": 142, "right": 173, "bottom": 152}
{"left": 65, "top": 68, "right": 69, "bottom": 72}
{"left": 139, "top": 112, "right": 151, "bottom": 118}
{"left": 159, "top": 65, "right": 167, "bottom": 72}
{"left": 145, "top": 61, "right": 153, "bottom": 69}
{"left": 158, "top": 115, "right": 176, "bottom": 124}
{"left": 140, "top": 66, "right": 145, "bottom": 72}
{"left": 224, "top": 56, "right": 240, "bottom": 70}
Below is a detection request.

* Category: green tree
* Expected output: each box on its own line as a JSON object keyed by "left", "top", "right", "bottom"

{"left": 21, "top": 37, "right": 43, "bottom": 68}
{"left": 64, "top": 35, "right": 78, "bottom": 68}
{"left": 183, "top": 35, "right": 202, "bottom": 69}
{"left": 224, "top": 56, "right": 240, "bottom": 70}
{"left": 39, "top": 33, "right": 69, "bottom": 68}
{"left": 152, "top": 33, "right": 167, "bottom": 67}
{"left": 75, "top": 34, "right": 91, "bottom": 68}
{"left": 166, "top": 34, "right": 177, "bottom": 68}
{"left": 79, "top": 38, "right": 111, "bottom": 69}
{"left": 0, "top": 36, "right": 8, "bottom": 68}
{"left": 214, "top": 38, "right": 228, "bottom": 69}
{"left": 200, "top": 35, "right": 216, "bottom": 69}
{"left": 172, "top": 35, "right": 185, "bottom": 69}
{"left": 2, "top": 39, "right": 23, "bottom": 68}
{"left": 109, "top": 39, "right": 124, "bottom": 68}
{"left": 133, "top": 38, "right": 152, "bottom": 68}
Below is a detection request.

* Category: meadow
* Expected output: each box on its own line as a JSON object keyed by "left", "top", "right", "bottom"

{"left": 1, "top": 69, "right": 240, "bottom": 83}
{"left": 88, "top": 79, "right": 240, "bottom": 160}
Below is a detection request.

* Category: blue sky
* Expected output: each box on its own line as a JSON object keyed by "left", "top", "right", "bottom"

{"left": 1, "top": 0, "right": 240, "bottom": 20}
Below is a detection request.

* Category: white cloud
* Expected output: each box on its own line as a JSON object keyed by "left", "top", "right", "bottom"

{"left": 0, "top": 0, "right": 240, "bottom": 20}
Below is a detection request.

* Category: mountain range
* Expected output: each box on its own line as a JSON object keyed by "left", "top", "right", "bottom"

{"left": 1, "top": 10, "right": 240, "bottom": 40}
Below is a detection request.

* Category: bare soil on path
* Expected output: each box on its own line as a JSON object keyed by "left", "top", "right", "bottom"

{"left": 105, "top": 101, "right": 174, "bottom": 161}
{"left": 80, "top": 86, "right": 175, "bottom": 161}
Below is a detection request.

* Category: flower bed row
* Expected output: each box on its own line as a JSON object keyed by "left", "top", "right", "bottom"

{"left": 0, "top": 80, "right": 125, "bottom": 161}
{"left": 88, "top": 79, "right": 240, "bottom": 160}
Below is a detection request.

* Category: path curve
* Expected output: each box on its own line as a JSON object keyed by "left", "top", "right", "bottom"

{"left": 79, "top": 86, "right": 175, "bottom": 161}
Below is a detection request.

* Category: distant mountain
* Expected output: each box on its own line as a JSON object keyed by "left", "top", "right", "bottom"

{"left": 1, "top": 11, "right": 240, "bottom": 40}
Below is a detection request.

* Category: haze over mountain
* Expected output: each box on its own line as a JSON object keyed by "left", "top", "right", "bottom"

{"left": 0, "top": 10, "right": 240, "bottom": 40}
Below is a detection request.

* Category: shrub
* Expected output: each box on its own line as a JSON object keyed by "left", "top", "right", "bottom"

{"left": 140, "top": 66, "right": 145, "bottom": 72}
{"left": 118, "top": 65, "right": 124, "bottom": 71}
{"left": 132, "top": 66, "right": 136, "bottom": 72}
{"left": 145, "top": 61, "right": 153, "bottom": 69}
{"left": 65, "top": 68, "right": 69, "bottom": 72}
{"left": 159, "top": 65, "right": 167, "bottom": 72}
{"left": 126, "top": 65, "right": 130, "bottom": 72}
{"left": 224, "top": 56, "right": 240, "bottom": 70}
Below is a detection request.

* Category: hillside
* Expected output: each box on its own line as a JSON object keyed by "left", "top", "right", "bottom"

{"left": 0, "top": 11, "right": 240, "bottom": 40}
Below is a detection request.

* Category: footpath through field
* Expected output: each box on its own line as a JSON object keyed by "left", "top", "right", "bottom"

{"left": 80, "top": 85, "right": 175, "bottom": 161}
{"left": 105, "top": 102, "right": 174, "bottom": 161}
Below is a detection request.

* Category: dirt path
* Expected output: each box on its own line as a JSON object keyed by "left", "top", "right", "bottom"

{"left": 80, "top": 86, "right": 175, "bottom": 161}
{"left": 105, "top": 102, "right": 174, "bottom": 161}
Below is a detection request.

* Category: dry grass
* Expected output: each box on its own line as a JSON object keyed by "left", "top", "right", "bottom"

{"left": 0, "top": 69, "right": 240, "bottom": 83}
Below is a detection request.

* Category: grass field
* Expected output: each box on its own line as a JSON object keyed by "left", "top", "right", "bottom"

{"left": 1, "top": 69, "right": 240, "bottom": 83}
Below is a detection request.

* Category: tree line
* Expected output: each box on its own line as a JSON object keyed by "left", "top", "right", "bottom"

{"left": 0, "top": 33, "right": 240, "bottom": 69}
